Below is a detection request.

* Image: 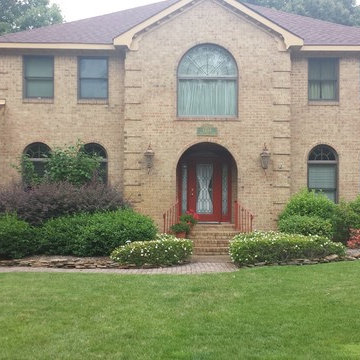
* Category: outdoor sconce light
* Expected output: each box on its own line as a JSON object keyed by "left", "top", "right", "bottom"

{"left": 260, "top": 144, "right": 271, "bottom": 170}
{"left": 144, "top": 144, "right": 155, "bottom": 173}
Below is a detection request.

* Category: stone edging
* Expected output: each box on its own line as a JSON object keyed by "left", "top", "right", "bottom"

{"left": 0, "top": 257, "right": 190, "bottom": 269}
{"left": 0, "top": 252, "right": 359, "bottom": 270}
{"left": 237, "top": 253, "right": 360, "bottom": 268}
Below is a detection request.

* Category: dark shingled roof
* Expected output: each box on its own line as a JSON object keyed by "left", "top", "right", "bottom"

{"left": 1, "top": 0, "right": 360, "bottom": 46}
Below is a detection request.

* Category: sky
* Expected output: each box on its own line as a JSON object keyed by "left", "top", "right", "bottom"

{"left": 51, "top": 0, "right": 163, "bottom": 22}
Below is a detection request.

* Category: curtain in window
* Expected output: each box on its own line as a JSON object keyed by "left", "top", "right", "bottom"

{"left": 178, "top": 79, "right": 236, "bottom": 116}
{"left": 308, "top": 59, "right": 337, "bottom": 100}
{"left": 196, "top": 164, "right": 213, "bottom": 214}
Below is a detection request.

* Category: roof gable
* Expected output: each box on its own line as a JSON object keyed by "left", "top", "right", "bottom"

{"left": 113, "top": 0, "right": 303, "bottom": 49}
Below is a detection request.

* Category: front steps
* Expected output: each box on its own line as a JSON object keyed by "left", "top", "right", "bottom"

{"left": 189, "top": 223, "right": 239, "bottom": 256}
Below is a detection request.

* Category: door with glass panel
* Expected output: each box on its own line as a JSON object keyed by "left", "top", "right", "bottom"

{"left": 179, "top": 158, "right": 231, "bottom": 222}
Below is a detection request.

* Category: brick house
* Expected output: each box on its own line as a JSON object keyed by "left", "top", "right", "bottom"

{"left": 1, "top": 0, "right": 360, "bottom": 233}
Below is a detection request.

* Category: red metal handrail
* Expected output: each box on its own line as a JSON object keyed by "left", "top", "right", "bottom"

{"left": 234, "top": 200, "right": 254, "bottom": 232}
{"left": 163, "top": 200, "right": 180, "bottom": 233}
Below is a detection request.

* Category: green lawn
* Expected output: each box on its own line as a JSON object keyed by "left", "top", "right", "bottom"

{"left": 1, "top": 262, "right": 360, "bottom": 359}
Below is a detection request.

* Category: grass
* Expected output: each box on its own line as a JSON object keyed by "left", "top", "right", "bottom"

{"left": 1, "top": 262, "right": 360, "bottom": 359}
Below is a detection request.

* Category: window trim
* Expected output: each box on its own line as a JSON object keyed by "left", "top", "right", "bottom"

{"left": 307, "top": 145, "right": 339, "bottom": 203}
{"left": 177, "top": 43, "right": 239, "bottom": 118}
{"left": 78, "top": 56, "right": 109, "bottom": 100}
{"left": 308, "top": 58, "right": 339, "bottom": 102}
{"left": 23, "top": 55, "right": 54, "bottom": 99}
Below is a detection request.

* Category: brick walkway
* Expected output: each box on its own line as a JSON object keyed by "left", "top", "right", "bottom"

{"left": 0, "top": 261, "right": 237, "bottom": 275}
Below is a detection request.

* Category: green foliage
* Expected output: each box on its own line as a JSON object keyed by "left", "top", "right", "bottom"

{"left": 229, "top": 231, "right": 346, "bottom": 266}
{"left": 0, "top": 0, "right": 63, "bottom": 35}
{"left": 0, "top": 213, "right": 36, "bottom": 259}
{"left": 39, "top": 210, "right": 157, "bottom": 256}
{"left": 110, "top": 234, "right": 193, "bottom": 267}
{"left": 17, "top": 142, "right": 102, "bottom": 186}
{"left": 333, "top": 197, "right": 360, "bottom": 243}
{"left": 179, "top": 214, "right": 198, "bottom": 226}
{"left": 243, "top": 0, "right": 360, "bottom": 26}
{"left": 170, "top": 222, "right": 191, "bottom": 235}
{"left": 279, "top": 189, "right": 336, "bottom": 221}
{"left": 17, "top": 154, "right": 42, "bottom": 186}
{"left": 278, "top": 215, "right": 334, "bottom": 238}
{"left": 45, "top": 143, "right": 101, "bottom": 186}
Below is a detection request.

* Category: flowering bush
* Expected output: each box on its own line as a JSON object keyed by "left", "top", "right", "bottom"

{"left": 347, "top": 228, "right": 360, "bottom": 249}
{"left": 110, "top": 234, "right": 193, "bottom": 267}
{"left": 229, "top": 231, "right": 346, "bottom": 266}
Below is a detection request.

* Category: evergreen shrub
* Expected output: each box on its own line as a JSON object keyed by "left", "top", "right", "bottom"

{"left": 0, "top": 214, "right": 36, "bottom": 259}
{"left": 40, "top": 209, "right": 157, "bottom": 256}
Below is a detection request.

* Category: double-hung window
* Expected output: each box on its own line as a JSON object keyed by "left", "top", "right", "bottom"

{"left": 79, "top": 57, "right": 108, "bottom": 99}
{"left": 24, "top": 56, "right": 54, "bottom": 98}
{"left": 308, "top": 58, "right": 338, "bottom": 101}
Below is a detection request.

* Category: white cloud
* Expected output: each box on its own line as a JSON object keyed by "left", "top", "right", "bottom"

{"left": 52, "top": 0, "right": 163, "bottom": 22}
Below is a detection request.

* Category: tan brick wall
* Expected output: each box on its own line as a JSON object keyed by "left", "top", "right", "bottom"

{"left": 291, "top": 54, "right": 360, "bottom": 202}
{"left": 0, "top": 49, "right": 125, "bottom": 191}
{"left": 123, "top": 0, "right": 292, "bottom": 230}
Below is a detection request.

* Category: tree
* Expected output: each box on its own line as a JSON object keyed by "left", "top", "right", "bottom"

{"left": 0, "top": 0, "right": 63, "bottom": 35}
{"left": 244, "top": 0, "right": 360, "bottom": 26}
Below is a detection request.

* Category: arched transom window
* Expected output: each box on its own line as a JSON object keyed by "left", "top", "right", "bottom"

{"left": 23, "top": 142, "right": 51, "bottom": 178}
{"left": 178, "top": 44, "right": 237, "bottom": 117}
{"left": 308, "top": 145, "right": 338, "bottom": 202}
{"left": 84, "top": 143, "right": 108, "bottom": 183}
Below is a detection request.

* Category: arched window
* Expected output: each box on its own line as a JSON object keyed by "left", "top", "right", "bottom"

{"left": 308, "top": 145, "right": 338, "bottom": 202}
{"left": 84, "top": 143, "right": 108, "bottom": 183}
{"left": 23, "top": 142, "right": 51, "bottom": 178}
{"left": 178, "top": 44, "right": 237, "bottom": 117}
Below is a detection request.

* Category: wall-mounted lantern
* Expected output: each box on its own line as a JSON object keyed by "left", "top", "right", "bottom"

{"left": 144, "top": 144, "right": 155, "bottom": 173}
{"left": 260, "top": 144, "right": 271, "bottom": 170}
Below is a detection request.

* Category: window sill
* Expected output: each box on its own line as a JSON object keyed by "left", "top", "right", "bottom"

{"left": 308, "top": 101, "right": 339, "bottom": 106}
{"left": 23, "top": 98, "right": 54, "bottom": 104}
{"left": 77, "top": 99, "right": 109, "bottom": 105}
{"left": 176, "top": 117, "right": 239, "bottom": 122}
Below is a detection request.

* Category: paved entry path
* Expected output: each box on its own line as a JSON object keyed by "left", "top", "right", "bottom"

{"left": 0, "top": 261, "right": 237, "bottom": 275}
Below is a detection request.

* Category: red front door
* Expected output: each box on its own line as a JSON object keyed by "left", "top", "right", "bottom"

{"left": 179, "top": 157, "right": 231, "bottom": 222}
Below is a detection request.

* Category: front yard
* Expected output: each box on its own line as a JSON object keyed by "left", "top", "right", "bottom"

{"left": 1, "top": 261, "right": 360, "bottom": 359}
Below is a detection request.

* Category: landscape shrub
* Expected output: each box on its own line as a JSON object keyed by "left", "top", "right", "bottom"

{"left": 40, "top": 209, "right": 157, "bottom": 256}
{"left": 0, "top": 213, "right": 36, "bottom": 259}
{"left": 18, "top": 142, "right": 101, "bottom": 186}
{"left": 229, "top": 231, "right": 346, "bottom": 266}
{"left": 278, "top": 215, "right": 334, "bottom": 238}
{"left": 0, "top": 181, "right": 126, "bottom": 226}
{"left": 110, "top": 234, "right": 193, "bottom": 267}
{"left": 279, "top": 189, "right": 336, "bottom": 221}
{"left": 332, "top": 197, "right": 360, "bottom": 243}
{"left": 347, "top": 229, "right": 360, "bottom": 249}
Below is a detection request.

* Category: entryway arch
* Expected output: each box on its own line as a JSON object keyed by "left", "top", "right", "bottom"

{"left": 176, "top": 142, "right": 238, "bottom": 223}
